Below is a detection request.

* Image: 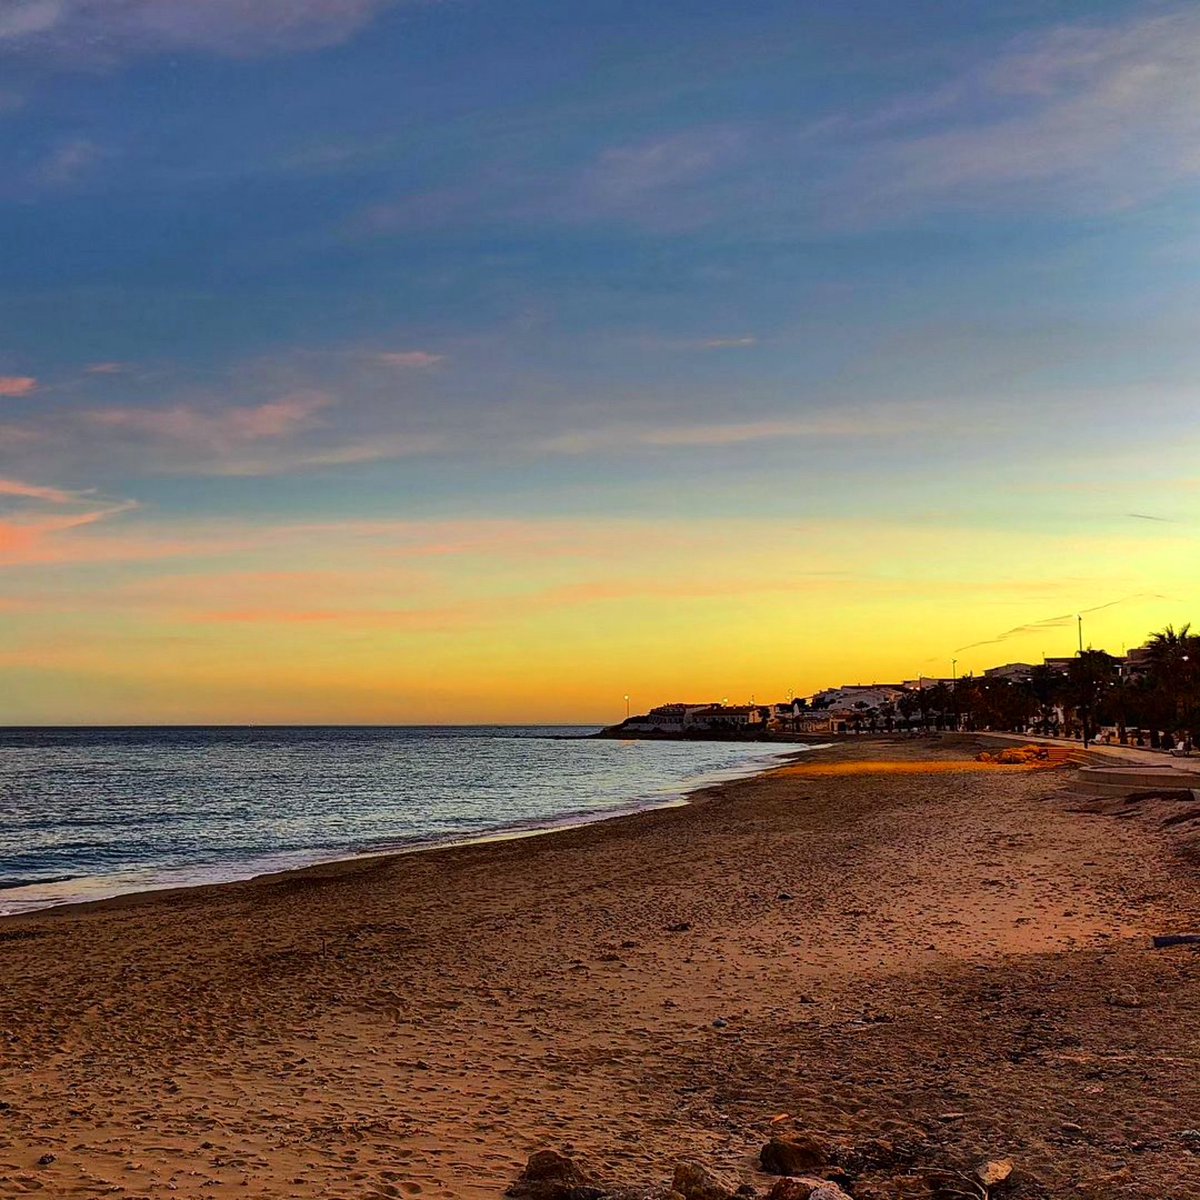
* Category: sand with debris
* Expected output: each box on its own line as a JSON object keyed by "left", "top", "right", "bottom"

{"left": 1, "top": 735, "right": 1199, "bottom": 1199}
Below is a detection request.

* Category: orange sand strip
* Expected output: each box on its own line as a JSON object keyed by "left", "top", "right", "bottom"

{"left": 773, "top": 760, "right": 1041, "bottom": 777}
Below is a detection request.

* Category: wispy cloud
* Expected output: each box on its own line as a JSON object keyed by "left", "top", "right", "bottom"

{"left": 86, "top": 390, "right": 332, "bottom": 449}
{"left": 372, "top": 350, "right": 444, "bottom": 369}
{"left": 832, "top": 7, "right": 1200, "bottom": 222}
{"left": 566, "top": 125, "right": 748, "bottom": 229}
{"left": 205, "top": 432, "right": 446, "bottom": 477}
{"left": 0, "top": 376, "right": 37, "bottom": 398}
{"left": 953, "top": 594, "right": 1171, "bottom": 654}
{"left": 0, "top": 477, "right": 79, "bottom": 503}
{"left": 699, "top": 336, "right": 758, "bottom": 350}
{"left": 0, "top": 0, "right": 404, "bottom": 64}
{"left": 537, "top": 409, "right": 929, "bottom": 454}
{"left": 0, "top": 475, "right": 137, "bottom": 565}
{"left": 1128, "top": 512, "right": 1175, "bottom": 523}
{"left": 28, "top": 136, "right": 104, "bottom": 189}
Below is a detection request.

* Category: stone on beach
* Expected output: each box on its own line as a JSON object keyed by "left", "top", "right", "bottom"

{"left": 508, "top": 1150, "right": 606, "bottom": 1200}
{"left": 760, "top": 1135, "right": 826, "bottom": 1177}
{"left": 974, "top": 1158, "right": 1014, "bottom": 1188}
{"left": 765, "top": 1180, "right": 848, "bottom": 1200}
{"left": 672, "top": 1161, "right": 735, "bottom": 1200}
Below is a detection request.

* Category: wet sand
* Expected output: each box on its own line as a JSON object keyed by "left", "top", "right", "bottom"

{"left": 2, "top": 735, "right": 1199, "bottom": 1199}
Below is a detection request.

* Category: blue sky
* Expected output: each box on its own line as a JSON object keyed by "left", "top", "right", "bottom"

{"left": 0, "top": 0, "right": 1196, "bottom": 720}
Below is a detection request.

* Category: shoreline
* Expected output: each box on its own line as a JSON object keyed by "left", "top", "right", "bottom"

{"left": 3, "top": 734, "right": 1199, "bottom": 1199}
{"left": 0, "top": 740, "right": 815, "bottom": 924}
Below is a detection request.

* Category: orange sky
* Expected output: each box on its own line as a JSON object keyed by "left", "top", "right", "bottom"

{"left": 1, "top": 504, "right": 1193, "bottom": 724}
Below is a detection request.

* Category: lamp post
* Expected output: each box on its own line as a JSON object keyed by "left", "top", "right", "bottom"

{"left": 624, "top": 694, "right": 630, "bottom": 720}
{"left": 951, "top": 658, "right": 958, "bottom": 731}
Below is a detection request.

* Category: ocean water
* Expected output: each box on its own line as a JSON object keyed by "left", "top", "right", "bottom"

{"left": 0, "top": 726, "right": 802, "bottom": 916}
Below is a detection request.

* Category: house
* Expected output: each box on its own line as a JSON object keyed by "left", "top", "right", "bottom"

{"left": 983, "top": 663, "right": 1036, "bottom": 682}
{"left": 623, "top": 702, "right": 713, "bottom": 732}
{"left": 682, "top": 704, "right": 767, "bottom": 731}
{"left": 767, "top": 700, "right": 835, "bottom": 734}
{"left": 810, "top": 684, "right": 906, "bottom": 714}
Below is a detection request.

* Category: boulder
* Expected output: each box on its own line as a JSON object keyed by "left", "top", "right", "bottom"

{"left": 760, "top": 1136, "right": 826, "bottom": 1177}
{"left": 508, "top": 1150, "right": 606, "bottom": 1200}
{"left": 672, "top": 1161, "right": 734, "bottom": 1200}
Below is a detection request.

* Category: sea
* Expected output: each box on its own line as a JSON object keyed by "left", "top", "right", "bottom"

{"left": 0, "top": 726, "right": 804, "bottom": 916}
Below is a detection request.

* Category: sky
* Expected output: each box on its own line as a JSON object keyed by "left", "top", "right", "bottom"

{"left": 0, "top": 0, "right": 1197, "bottom": 724}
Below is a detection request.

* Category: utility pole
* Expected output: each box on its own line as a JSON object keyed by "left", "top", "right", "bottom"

{"left": 951, "top": 658, "right": 958, "bottom": 731}
{"left": 1075, "top": 616, "right": 1089, "bottom": 748}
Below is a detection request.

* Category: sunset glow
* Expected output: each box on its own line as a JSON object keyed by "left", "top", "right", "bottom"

{"left": 1, "top": 1, "right": 1197, "bottom": 723}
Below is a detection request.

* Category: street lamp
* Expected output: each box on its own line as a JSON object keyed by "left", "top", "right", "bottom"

{"left": 951, "top": 658, "right": 958, "bottom": 731}
{"left": 624, "top": 694, "right": 630, "bottom": 720}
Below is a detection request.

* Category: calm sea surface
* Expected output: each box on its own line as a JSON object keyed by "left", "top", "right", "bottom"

{"left": 0, "top": 726, "right": 803, "bottom": 915}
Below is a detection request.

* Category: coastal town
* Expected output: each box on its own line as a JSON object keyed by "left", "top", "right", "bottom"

{"left": 613, "top": 623, "right": 1199, "bottom": 750}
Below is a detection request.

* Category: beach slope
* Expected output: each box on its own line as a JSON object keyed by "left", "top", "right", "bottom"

{"left": 1, "top": 736, "right": 1199, "bottom": 1199}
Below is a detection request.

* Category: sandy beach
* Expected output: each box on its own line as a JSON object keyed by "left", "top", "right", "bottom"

{"left": 2, "top": 735, "right": 1199, "bottom": 1199}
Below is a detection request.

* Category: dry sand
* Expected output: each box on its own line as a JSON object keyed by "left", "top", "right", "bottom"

{"left": 2, "top": 735, "right": 1199, "bottom": 1199}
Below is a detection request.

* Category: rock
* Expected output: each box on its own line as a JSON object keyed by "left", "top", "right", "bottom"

{"left": 673, "top": 1161, "right": 733, "bottom": 1200}
{"left": 713, "top": 1018, "right": 729, "bottom": 1028}
{"left": 1107, "top": 987, "right": 1143, "bottom": 1009}
{"left": 974, "top": 1159, "right": 1013, "bottom": 1188}
{"left": 855, "top": 1177, "right": 934, "bottom": 1199}
{"left": 37, "top": 1154, "right": 55, "bottom": 1167}
{"left": 508, "top": 1150, "right": 605, "bottom": 1200}
{"left": 765, "top": 1183, "right": 849, "bottom": 1200}
{"left": 760, "top": 1135, "right": 826, "bottom": 1177}
{"left": 1152, "top": 933, "right": 1200, "bottom": 948}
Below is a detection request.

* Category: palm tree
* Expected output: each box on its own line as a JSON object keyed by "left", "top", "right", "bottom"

{"left": 1145, "top": 624, "right": 1200, "bottom": 738}
{"left": 1030, "top": 664, "right": 1062, "bottom": 737}
{"left": 1067, "top": 650, "right": 1117, "bottom": 747}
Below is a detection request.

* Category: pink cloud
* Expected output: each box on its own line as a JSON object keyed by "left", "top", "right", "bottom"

{"left": 374, "top": 351, "right": 444, "bottom": 369}
{"left": 0, "top": 493, "right": 139, "bottom": 565}
{"left": 0, "top": 477, "right": 78, "bottom": 504}
{"left": 86, "top": 362, "right": 127, "bottom": 375}
{"left": 0, "top": 376, "right": 37, "bottom": 398}
{"left": 87, "top": 390, "right": 332, "bottom": 446}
